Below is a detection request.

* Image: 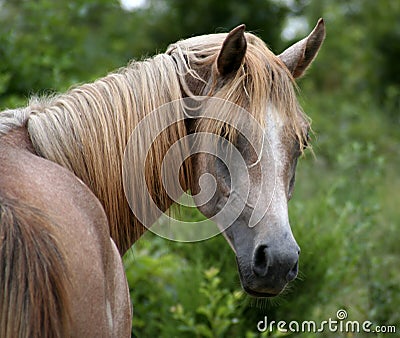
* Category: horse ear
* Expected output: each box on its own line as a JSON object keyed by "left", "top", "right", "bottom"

{"left": 279, "top": 18, "right": 326, "bottom": 78}
{"left": 217, "top": 24, "right": 247, "bottom": 76}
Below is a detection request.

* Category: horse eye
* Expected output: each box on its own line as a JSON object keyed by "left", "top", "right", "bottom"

{"left": 301, "top": 132, "right": 311, "bottom": 151}
{"left": 288, "top": 172, "right": 296, "bottom": 200}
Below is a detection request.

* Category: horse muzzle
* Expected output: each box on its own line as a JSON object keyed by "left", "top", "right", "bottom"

{"left": 237, "top": 242, "right": 300, "bottom": 297}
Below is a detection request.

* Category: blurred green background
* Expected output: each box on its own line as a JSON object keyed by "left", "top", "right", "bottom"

{"left": 1, "top": 0, "right": 399, "bottom": 337}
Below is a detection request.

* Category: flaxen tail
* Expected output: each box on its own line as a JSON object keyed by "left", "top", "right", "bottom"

{"left": 0, "top": 197, "right": 70, "bottom": 338}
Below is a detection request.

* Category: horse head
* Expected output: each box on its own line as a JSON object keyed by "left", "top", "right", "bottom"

{"left": 177, "top": 20, "right": 325, "bottom": 297}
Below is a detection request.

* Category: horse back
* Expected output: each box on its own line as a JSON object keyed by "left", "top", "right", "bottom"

{"left": 0, "top": 128, "right": 131, "bottom": 337}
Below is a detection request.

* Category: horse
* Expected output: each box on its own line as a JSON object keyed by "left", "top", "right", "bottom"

{"left": 0, "top": 19, "right": 325, "bottom": 337}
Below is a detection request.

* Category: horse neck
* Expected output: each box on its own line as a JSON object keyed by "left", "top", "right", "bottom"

{"left": 27, "top": 54, "right": 190, "bottom": 254}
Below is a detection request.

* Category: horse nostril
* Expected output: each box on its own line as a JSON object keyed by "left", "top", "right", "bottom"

{"left": 252, "top": 244, "right": 300, "bottom": 281}
{"left": 252, "top": 245, "right": 269, "bottom": 277}
{"left": 286, "top": 260, "right": 299, "bottom": 282}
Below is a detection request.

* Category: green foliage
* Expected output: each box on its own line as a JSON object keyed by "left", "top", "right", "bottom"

{"left": 134, "top": 0, "right": 290, "bottom": 52}
{"left": 124, "top": 237, "right": 185, "bottom": 336}
{"left": 0, "top": 0, "right": 399, "bottom": 337}
{"left": 295, "top": 0, "right": 400, "bottom": 119}
{"left": 170, "top": 267, "right": 241, "bottom": 337}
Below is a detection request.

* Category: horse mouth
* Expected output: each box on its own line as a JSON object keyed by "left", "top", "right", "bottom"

{"left": 236, "top": 258, "right": 285, "bottom": 298}
{"left": 242, "top": 285, "right": 280, "bottom": 298}
{"left": 237, "top": 265, "right": 283, "bottom": 298}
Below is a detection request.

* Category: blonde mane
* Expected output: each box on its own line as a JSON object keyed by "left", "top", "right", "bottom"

{"left": 0, "top": 31, "right": 307, "bottom": 253}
